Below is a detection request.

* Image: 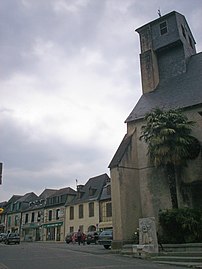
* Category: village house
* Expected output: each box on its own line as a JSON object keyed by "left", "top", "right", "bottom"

{"left": 21, "top": 189, "right": 56, "bottom": 241}
{"left": 43, "top": 187, "right": 76, "bottom": 242}
{"left": 0, "top": 173, "right": 112, "bottom": 242}
{"left": 4, "top": 192, "right": 38, "bottom": 235}
{"left": 98, "top": 178, "right": 112, "bottom": 231}
{"left": 64, "top": 173, "right": 110, "bottom": 235}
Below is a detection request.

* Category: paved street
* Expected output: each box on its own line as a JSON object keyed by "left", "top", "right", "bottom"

{"left": 0, "top": 242, "right": 188, "bottom": 269}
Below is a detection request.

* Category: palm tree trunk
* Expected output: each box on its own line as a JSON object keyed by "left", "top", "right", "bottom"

{"left": 166, "top": 163, "right": 178, "bottom": 209}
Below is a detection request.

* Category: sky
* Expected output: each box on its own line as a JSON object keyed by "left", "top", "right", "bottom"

{"left": 1, "top": 0, "right": 202, "bottom": 202}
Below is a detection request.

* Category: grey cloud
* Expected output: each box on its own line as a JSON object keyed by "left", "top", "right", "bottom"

{"left": 0, "top": 113, "right": 105, "bottom": 171}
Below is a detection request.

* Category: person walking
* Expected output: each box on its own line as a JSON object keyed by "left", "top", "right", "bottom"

{"left": 77, "top": 229, "right": 82, "bottom": 245}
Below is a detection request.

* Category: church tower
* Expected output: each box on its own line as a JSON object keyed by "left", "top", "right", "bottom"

{"left": 136, "top": 11, "right": 196, "bottom": 94}
{"left": 110, "top": 10, "right": 202, "bottom": 249}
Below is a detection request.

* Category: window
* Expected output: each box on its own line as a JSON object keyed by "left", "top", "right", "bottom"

{"left": 53, "top": 196, "right": 59, "bottom": 204}
{"left": 56, "top": 209, "right": 60, "bottom": 220}
{"left": 31, "top": 212, "right": 35, "bottom": 222}
{"left": 106, "top": 202, "right": 112, "bottom": 217}
{"left": 70, "top": 206, "right": 74, "bottom": 220}
{"left": 89, "top": 202, "right": 94, "bottom": 217}
{"left": 70, "top": 226, "right": 74, "bottom": 233}
{"left": 8, "top": 216, "right": 11, "bottom": 226}
{"left": 37, "top": 211, "right": 41, "bottom": 222}
{"left": 79, "top": 225, "right": 84, "bottom": 232}
{"left": 160, "top": 21, "right": 167, "bottom": 35}
{"left": 15, "top": 215, "right": 18, "bottom": 226}
{"left": 25, "top": 213, "right": 29, "bottom": 223}
{"left": 79, "top": 204, "right": 83, "bottom": 219}
{"left": 89, "top": 187, "right": 96, "bottom": 196}
{"left": 60, "top": 195, "right": 66, "bottom": 203}
{"left": 48, "top": 210, "right": 52, "bottom": 221}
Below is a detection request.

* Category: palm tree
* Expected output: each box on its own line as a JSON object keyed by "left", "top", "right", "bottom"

{"left": 140, "top": 108, "right": 200, "bottom": 209}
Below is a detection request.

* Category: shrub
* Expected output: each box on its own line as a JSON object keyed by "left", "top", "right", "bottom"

{"left": 158, "top": 208, "right": 202, "bottom": 243}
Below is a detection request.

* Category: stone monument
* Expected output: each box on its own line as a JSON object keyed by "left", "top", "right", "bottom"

{"left": 132, "top": 217, "right": 158, "bottom": 256}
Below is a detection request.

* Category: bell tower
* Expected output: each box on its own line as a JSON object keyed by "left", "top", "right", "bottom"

{"left": 136, "top": 11, "right": 196, "bottom": 94}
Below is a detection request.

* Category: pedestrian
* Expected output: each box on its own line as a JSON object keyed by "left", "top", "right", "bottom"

{"left": 77, "top": 229, "right": 82, "bottom": 245}
{"left": 82, "top": 232, "right": 86, "bottom": 245}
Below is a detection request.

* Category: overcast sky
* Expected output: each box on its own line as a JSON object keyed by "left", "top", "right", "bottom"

{"left": 1, "top": 0, "right": 202, "bottom": 201}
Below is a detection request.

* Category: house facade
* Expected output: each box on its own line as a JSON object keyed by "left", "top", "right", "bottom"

{"left": 65, "top": 173, "right": 110, "bottom": 235}
{"left": 99, "top": 180, "right": 112, "bottom": 230}
{"left": 42, "top": 187, "right": 76, "bottom": 242}
{"left": 0, "top": 174, "right": 112, "bottom": 241}
{"left": 109, "top": 11, "right": 202, "bottom": 248}
{"left": 5, "top": 192, "right": 38, "bottom": 235}
{"left": 21, "top": 189, "right": 57, "bottom": 241}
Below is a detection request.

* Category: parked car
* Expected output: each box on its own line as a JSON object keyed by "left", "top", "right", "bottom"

{"left": 65, "top": 232, "right": 86, "bottom": 244}
{"left": 86, "top": 231, "right": 99, "bottom": 245}
{"left": 98, "top": 230, "right": 113, "bottom": 249}
{"left": 4, "top": 233, "right": 20, "bottom": 245}
{"left": 0, "top": 233, "right": 7, "bottom": 243}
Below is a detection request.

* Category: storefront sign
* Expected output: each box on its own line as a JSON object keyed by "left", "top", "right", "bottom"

{"left": 43, "top": 222, "right": 63, "bottom": 228}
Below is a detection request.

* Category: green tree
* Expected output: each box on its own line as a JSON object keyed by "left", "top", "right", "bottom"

{"left": 140, "top": 108, "right": 200, "bottom": 209}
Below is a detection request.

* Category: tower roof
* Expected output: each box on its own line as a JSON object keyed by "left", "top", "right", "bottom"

{"left": 126, "top": 52, "right": 202, "bottom": 122}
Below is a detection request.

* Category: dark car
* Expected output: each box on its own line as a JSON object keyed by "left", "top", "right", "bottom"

{"left": 4, "top": 233, "right": 20, "bottom": 245}
{"left": 98, "top": 230, "right": 113, "bottom": 249}
{"left": 0, "top": 233, "right": 7, "bottom": 243}
{"left": 86, "top": 231, "right": 99, "bottom": 245}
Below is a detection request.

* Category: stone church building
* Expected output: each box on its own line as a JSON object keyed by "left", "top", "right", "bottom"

{"left": 109, "top": 11, "right": 202, "bottom": 248}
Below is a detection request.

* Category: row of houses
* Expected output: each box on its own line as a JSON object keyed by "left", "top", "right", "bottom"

{"left": 0, "top": 173, "right": 112, "bottom": 242}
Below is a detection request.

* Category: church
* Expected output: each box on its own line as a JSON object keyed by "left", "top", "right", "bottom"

{"left": 109, "top": 11, "right": 202, "bottom": 248}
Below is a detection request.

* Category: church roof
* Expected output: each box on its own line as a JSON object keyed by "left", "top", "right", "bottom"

{"left": 108, "top": 133, "right": 133, "bottom": 168}
{"left": 126, "top": 52, "right": 202, "bottom": 123}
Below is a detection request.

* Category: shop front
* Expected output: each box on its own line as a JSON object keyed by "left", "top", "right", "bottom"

{"left": 22, "top": 223, "right": 41, "bottom": 241}
{"left": 43, "top": 222, "right": 63, "bottom": 241}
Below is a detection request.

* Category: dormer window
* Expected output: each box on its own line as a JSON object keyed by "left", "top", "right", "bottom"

{"left": 89, "top": 187, "right": 96, "bottom": 196}
{"left": 78, "top": 192, "right": 83, "bottom": 199}
{"left": 160, "top": 21, "right": 167, "bottom": 35}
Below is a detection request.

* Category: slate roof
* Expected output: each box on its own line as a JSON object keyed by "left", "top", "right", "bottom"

{"left": 48, "top": 187, "right": 76, "bottom": 198}
{"left": 7, "top": 195, "right": 22, "bottom": 204}
{"left": 126, "top": 52, "right": 202, "bottom": 122}
{"left": 108, "top": 134, "right": 133, "bottom": 168}
{"left": 100, "top": 183, "right": 111, "bottom": 201}
{"left": 66, "top": 173, "right": 110, "bottom": 205}
{"left": 16, "top": 192, "right": 38, "bottom": 202}
{"left": 38, "top": 189, "right": 57, "bottom": 199}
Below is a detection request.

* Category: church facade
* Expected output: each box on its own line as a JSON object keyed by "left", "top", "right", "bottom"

{"left": 109, "top": 11, "right": 202, "bottom": 248}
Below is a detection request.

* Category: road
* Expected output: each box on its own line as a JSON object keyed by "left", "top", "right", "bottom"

{"left": 0, "top": 242, "right": 188, "bottom": 269}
